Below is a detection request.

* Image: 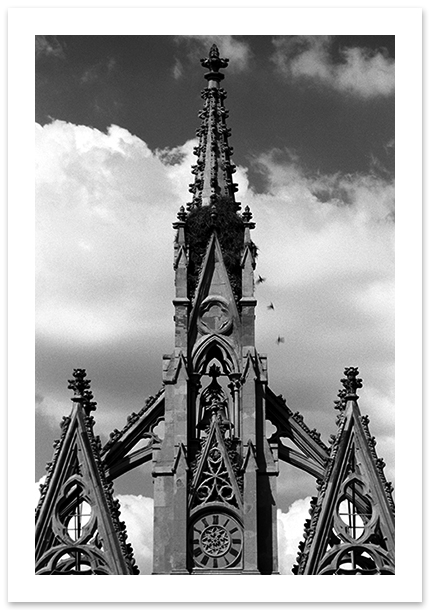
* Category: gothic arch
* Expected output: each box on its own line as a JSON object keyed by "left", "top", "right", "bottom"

{"left": 192, "top": 335, "right": 240, "bottom": 376}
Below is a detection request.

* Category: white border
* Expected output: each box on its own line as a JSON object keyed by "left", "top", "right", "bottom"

{"left": 8, "top": 6, "right": 422, "bottom": 604}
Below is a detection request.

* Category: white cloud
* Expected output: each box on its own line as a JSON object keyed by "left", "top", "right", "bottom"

{"left": 36, "top": 121, "right": 184, "bottom": 345}
{"left": 277, "top": 497, "right": 311, "bottom": 575}
{"left": 246, "top": 149, "right": 394, "bottom": 293}
{"left": 116, "top": 494, "right": 154, "bottom": 574}
{"left": 272, "top": 36, "right": 394, "bottom": 98}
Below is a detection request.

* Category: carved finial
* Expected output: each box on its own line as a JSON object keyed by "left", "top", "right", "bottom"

{"left": 68, "top": 368, "right": 97, "bottom": 415}
{"left": 242, "top": 205, "right": 253, "bottom": 223}
{"left": 200, "top": 44, "right": 229, "bottom": 79}
{"left": 177, "top": 205, "right": 187, "bottom": 222}
{"left": 340, "top": 367, "right": 363, "bottom": 400}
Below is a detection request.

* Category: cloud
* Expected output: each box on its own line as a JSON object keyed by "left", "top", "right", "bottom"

{"left": 277, "top": 497, "right": 311, "bottom": 574}
{"left": 271, "top": 36, "right": 394, "bottom": 98}
{"left": 116, "top": 494, "right": 153, "bottom": 574}
{"left": 174, "top": 35, "right": 252, "bottom": 73}
{"left": 35, "top": 35, "right": 65, "bottom": 60}
{"left": 248, "top": 149, "right": 394, "bottom": 288}
{"left": 36, "top": 121, "right": 184, "bottom": 345}
{"left": 35, "top": 476, "right": 47, "bottom": 508}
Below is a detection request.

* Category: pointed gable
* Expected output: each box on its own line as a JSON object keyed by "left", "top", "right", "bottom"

{"left": 187, "top": 231, "right": 243, "bottom": 363}
{"left": 186, "top": 196, "right": 245, "bottom": 302}
{"left": 192, "top": 233, "right": 238, "bottom": 312}
{"left": 189, "top": 415, "right": 243, "bottom": 513}
{"left": 293, "top": 368, "right": 395, "bottom": 575}
{"left": 35, "top": 369, "right": 139, "bottom": 575}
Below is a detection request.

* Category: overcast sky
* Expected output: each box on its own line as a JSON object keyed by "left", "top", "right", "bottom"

{"left": 35, "top": 34, "right": 395, "bottom": 574}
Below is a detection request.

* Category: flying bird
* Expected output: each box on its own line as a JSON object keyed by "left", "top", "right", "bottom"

{"left": 256, "top": 275, "right": 266, "bottom": 285}
{"left": 267, "top": 302, "right": 275, "bottom": 310}
{"left": 276, "top": 336, "right": 285, "bottom": 345}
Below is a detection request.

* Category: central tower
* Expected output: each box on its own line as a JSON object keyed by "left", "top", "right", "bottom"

{"left": 152, "top": 44, "right": 279, "bottom": 575}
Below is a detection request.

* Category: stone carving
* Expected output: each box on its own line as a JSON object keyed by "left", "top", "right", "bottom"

{"left": 200, "top": 44, "right": 229, "bottom": 74}
{"left": 341, "top": 366, "right": 363, "bottom": 398}
{"left": 198, "top": 296, "right": 232, "bottom": 336}
{"left": 200, "top": 525, "right": 230, "bottom": 556}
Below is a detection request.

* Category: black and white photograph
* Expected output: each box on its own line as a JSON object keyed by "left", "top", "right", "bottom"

{"left": 7, "top": 6, "right": 422, "bottom": 604}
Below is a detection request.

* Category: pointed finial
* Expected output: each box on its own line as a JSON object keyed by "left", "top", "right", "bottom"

{"left": 201, "top": 44, "right": 229, "bottom": 83}
{"left": 68, "top": 368, "right": 97, "bottom": 415}
{"left": 340, "top": 367, "right": 363, "bottom": 400}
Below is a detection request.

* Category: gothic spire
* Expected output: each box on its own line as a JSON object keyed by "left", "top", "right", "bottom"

{"left": 188, "top": 44, "right": 239, "bottom": 209}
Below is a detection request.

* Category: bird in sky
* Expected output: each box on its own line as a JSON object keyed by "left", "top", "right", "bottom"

{"left": 256, "top": 275, "right": 266, "bottom": 284}
{"left": 267, "top": 302, "right": 275, "bottom": 310}
{"left": 276, "top": 336, "right": 285, "bottom": 345}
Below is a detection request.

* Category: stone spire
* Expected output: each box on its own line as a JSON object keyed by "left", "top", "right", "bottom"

{"left": 188, "top": 44, "right": 239, "bottom": 209}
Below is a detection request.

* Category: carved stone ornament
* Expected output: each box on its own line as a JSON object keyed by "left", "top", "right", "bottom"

{"left": 197, "top": 296, "right": 233, "bottom": 335}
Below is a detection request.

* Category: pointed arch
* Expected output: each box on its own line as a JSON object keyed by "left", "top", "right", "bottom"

{"left": 192, "top": 335, "right": 240, "bottom": 376}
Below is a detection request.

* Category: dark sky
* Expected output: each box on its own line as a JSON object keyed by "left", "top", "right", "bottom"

{"left": 36, "top": 35, "right": 394, "bottom": 192}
